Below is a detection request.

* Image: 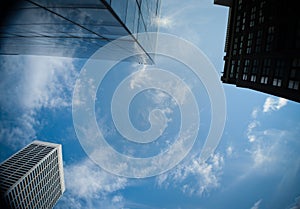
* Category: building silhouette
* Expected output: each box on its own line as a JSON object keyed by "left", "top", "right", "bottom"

{"left": 215, "top": 0, "right": 300, "bottom": 102}
{"left": 0, "top": 141, "right": 65, "bottom": 209}
{"left": 0, "top": 0, "right": 161, "bottom": 64}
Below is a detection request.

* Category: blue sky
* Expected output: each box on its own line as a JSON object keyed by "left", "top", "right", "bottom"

{"left": 1, "top": 0, "right": 300, "bottom": 208}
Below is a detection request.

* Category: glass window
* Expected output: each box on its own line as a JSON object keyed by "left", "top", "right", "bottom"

{"left": 230, "top": 60, "right": 235, "bottom": 78}
{"left": 261, "top": 76, "right": 268, "bottom": 84}
{"left": 251, "top": 75, "right": 257, "bottom": 82}
{"left": 273, "top": 78, "right": 282, "bottom": 87}
{"left": 125, "top": 0, "right": 137, "bottom": 33}
{"left": 288, "top": 80, "right": 299, "bottom": 90}
{"left": 111, "top": 0, "right": 128, "bottom": 23}
{"left": 250, "top": 7, "right": 256, "bottom": 27}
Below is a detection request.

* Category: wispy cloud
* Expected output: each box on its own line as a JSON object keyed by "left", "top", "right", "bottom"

{"left": 0, "top": 111, "right": 37, "bottom": 150}
{"left": 287, "top": 195, "right": 300, "bottom": 209}
{"left": 158, "top": 0, "right": 215, "bottom": 45}
{"left": 0, "top": 55, "right": 77, "bottom": 151}
{"left": 226, "top": 146, "right": 233, "bottom": 157}
{"left": 248, "top": 128, "right": 287, "bottom": 168}
{"left": 246, "top": 120, "right": 260, "bottom": 143}
{"left": 246, "top": 94, "right": 294, "bottom": 168}
{"left": 263, "top": 97, "right": 288, "bottom": 113}
{"left": 129, "top": 65, "right": 191, "bottom": 107}
{"left": 250, "top": 199, "right": 262, "bottom": 209}
{"left": 56, "top": 158, "right": 127, "bottom": 209}
{"left": 156, "top": 153, "right": 224, "bottom": 196}
{"left": 154, "top": 16, "right": 174, "bottom": 29}
{"left": 251, "top": 107, "right": 260, "bottom": 119}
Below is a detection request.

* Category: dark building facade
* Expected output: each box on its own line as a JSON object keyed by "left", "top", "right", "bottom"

{"left": 0, "top": 0, "right": 161, "bottom": 63}
{"left": 0, "top": 141, "right": 65, "bottom": 209}
{"left": 216, "top": 0, "right": 300, "bottom": 102}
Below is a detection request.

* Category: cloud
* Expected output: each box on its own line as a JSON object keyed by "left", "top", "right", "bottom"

{"left": 129, "top": 65, "right": 191, "bottom": 107}
{"left": 0, "top": 55, "right": 77, "bottom": 151}
{"left": 246, "top": 97, "right": 292, "bottom": 168}
{"left": 288, "top": 196, "right": 300, "bottom": 209}
{"left": 0, "top": 111, "right": 37, "bottom": 150}
{"left": 226, "top": 146, "right": 233, "bottom": 157}
{"left": 263, "top": 97, "right": 288, "bottom": 113}
{"left": 156, "top": 153, "right": 224, "bottom": 196}
{"left": 154, "top": 16, "right": 174, "bottom": 29}
{"left": 250, "top": 199, "right": 262, "bottom": 209}
{"left": 55, "top": 158, "right": 127, "bottom": 209}
{"left": 246, "top": 120, "right": 260, "bottom": 143}
{"left": 158, "top": 0, "right": 215, "bottom": 45}
{"left": 247, "top": 129, "right": 287, "bottom": 168}
{"left": 21, "top": 56, "right": 77, "bottom": 109}
{"left": 251, "top": 107, "right": 260, "bottom": 118}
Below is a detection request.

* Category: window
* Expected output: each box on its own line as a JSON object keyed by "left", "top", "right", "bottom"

{"left": 258, "top": 1, "right": 266, "bottom": 24}
{"left": 273, "top": 78, "right": 282, "bottom": 86}
{"left": 288, "top": 80, "right": 299, "bottom": 89}
{"left": 242, "top": 59, "right": 250, "bottom": 80}
{"left": 233, "top": 37, "right": 238, "bottom": 55}
{"left": 238, "top": 0, "right": 243, "bottom": 10}
{"left": 260, "top": 59, "right": 271, "bottom": 84}
{"left": 266, "top": 26, "right": 275, "bottom": 51}
{"left": 272, "top": 60, "right": 285, "bottom": 87}
{"left": 241, "top": 12, "right": 246, "bottom": 31}
{"left": 250, "top": 7, "right": 256, "bottom": 27}
{"left": 255, "top": 30, "right": 262, "bottom": 53}
{"left": 239, "top": 36, "right": 244, "bottom": 54}
{"left": 236, "top": 60, "right": 241, "bottom": 79}
{"left": 246, "top": 33, "right": 253, "bottom": 54}
{"left": 288, "top": 59, "right": 300, "bottom": 90}
{"left": 235, "top": 15, "right": 241, "bottom": 33}
{"left": 230, "top": 60, "right": 235, "bottom": 78}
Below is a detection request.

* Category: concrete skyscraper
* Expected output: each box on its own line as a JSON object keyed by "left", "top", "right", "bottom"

{"left": 0, "top": 140, "right": 65, "bottom": 209}
{"left": 216, "top": 0, "right": 300, "bottom": 102}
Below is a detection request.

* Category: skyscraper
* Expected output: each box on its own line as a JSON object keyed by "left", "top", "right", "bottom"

{"left": 216, "top": 0, "right": 300, "bottom": 102}
{"left": 0, "top": 0, "right": 161, "bottom": 64}
{"left": 0, "top": 140, "right": 65, "bottom": 209}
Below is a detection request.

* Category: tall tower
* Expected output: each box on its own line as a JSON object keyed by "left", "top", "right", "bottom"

{"left": 216, "top": 0, "right": 300, "bottom": 102}
{"left": 0, "top": 0, "right": 161, "bottom": 64}
{"left": 0, "top": 140, "right": 65, "bottom": 209}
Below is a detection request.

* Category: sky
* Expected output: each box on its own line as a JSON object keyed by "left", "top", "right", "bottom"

{"left": 1, "top": 0, "right": 300, "bottom": 209}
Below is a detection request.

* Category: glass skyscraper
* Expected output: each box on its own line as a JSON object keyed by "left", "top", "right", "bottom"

{"left": 0, "top": 140, "right": 65, "bottom": 209}
{"left": 0, "top": 0, "right": 161, "bottom": 63}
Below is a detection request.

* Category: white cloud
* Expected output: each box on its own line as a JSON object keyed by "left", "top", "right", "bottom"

{"left": 247, "top": 129, "right": 287, "bottom": 168}
{"left": 64, "top": 158, "right": 127, "bottom": 198}
{"left": 250, "top": 199, "right": 262, "bottom": 209}
{"left": 251, "top": 107, "right": 260, "bottom": 118}
{"left": 288, "top": 195, "right": 300, "bottom": 209}
{"left": 129, "top": 66, "right": 191, "bottom": 107}
{"left": 129, "top": 64, "right": 148, "bottom": 90}
{"left": 0, "top": 111, "right": 37, "bottom": 149}
{"left": 263, "top": 97, "right": 288, "bottom": 113}
{"left": 156, "top": 153, "right": 224, "bottom": 196}
{"left": 21, "top": 56, "right": 77, "bottom": 109}
{"left": 246, "top": 120, "right": 260, "bottom": 143}
{"left": 250, "top": 144, "right": 271, "bottom": 166}
{"left": 0, "top": 55, "right": 77, "bottom": 150}
{"left": 226, "top": 146, "right": 233, "bottom": 156}
{"left": 56, "top": 158, "right": 127, "bottom": 209}
{"left": 154, "top": 16, "right": 174, "bottom": 29}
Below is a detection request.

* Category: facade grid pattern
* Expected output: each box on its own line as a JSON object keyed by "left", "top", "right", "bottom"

{"left": 216, "top": 0, "right": 300, "bottom": 102}
{"left": 0, "top": 141, "right": 65, "bottom": 209}
{"left": 0, "top": 0, "right": 161, "bottom": 64}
